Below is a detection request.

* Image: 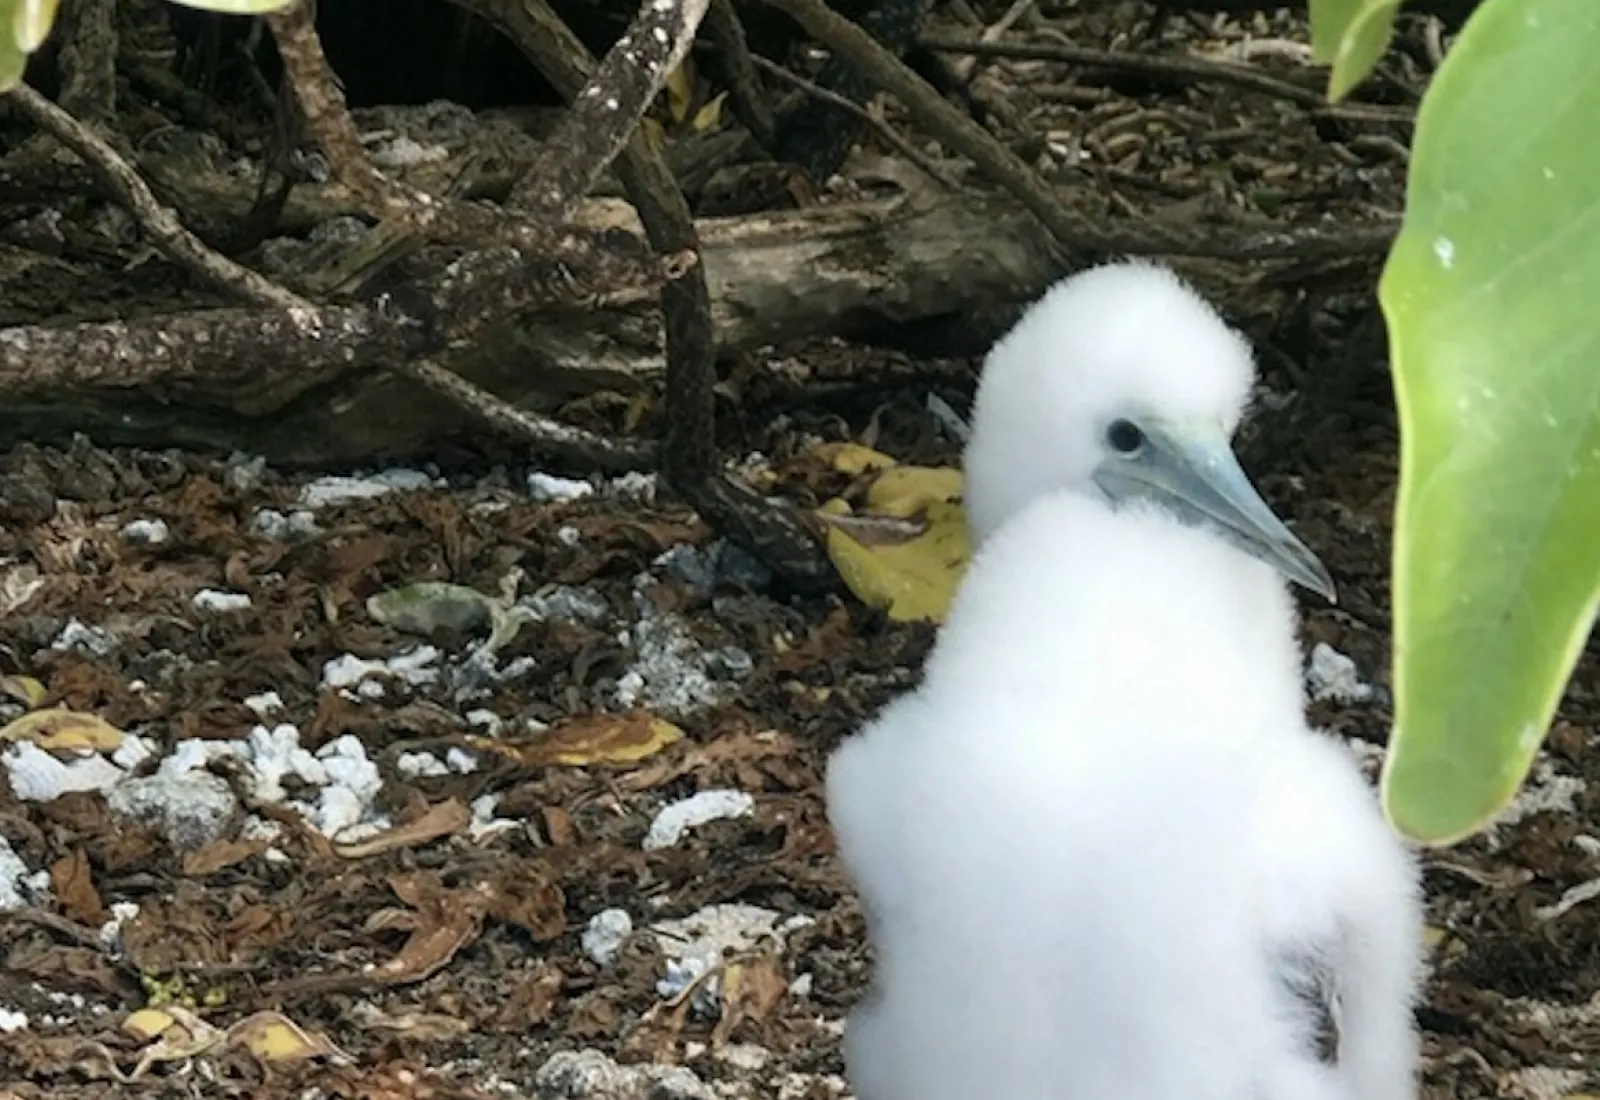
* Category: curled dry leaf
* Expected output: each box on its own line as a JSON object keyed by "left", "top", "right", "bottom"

{"left": 333, "top": 797, "right": 470, "bottom": 859}
{"left": 816, "top": 447, "right": 971, "bottom": 624}
{"left": 711, "top": 954, "right": 789, "bottom": 1047}
{"left": 180, "top": 836, "right": 274, "bottom": 877}
{"left": 0, "top": 707, "right": 124, "bottom": 754}
{"left": 485, "top": 862, "right": 567, "bottom": 942}
{"left": 0, "top": 673, "right": 47, "bottom": 709}
{"left": 49, "top": 848, "right": 107, "bottom": 925}
{"left": 471, "top": 711, "right": 685, "bottom": 767}
{"left": 227, "top": 1010, "right": 346, "bottom": 1064}
{"left": 124, "top": 1005, "right": 224, "bottom": 1080}
{"left": 371, "top": 873, "right": 491, "bottom": 985}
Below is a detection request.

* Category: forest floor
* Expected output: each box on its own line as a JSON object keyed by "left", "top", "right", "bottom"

{"left": 2, "top": 1, "right": 1600, "bottom": 1099}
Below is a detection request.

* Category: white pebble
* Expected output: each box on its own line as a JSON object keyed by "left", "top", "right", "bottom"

{"left": 119, "top": 519, "right": 169, "bottom": 545}
{"left": 643, "top": 790, "right": 755, "bottom": 850}
{"left": 192, "top": 589, "right": 251, "bottom": 613}
{"left": 582, "top": 908, "right": 634, "bottom": 966}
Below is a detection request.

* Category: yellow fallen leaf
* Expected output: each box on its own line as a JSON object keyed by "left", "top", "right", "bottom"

{"left": 472, "top": 711, "right": 684, "bottom": 767}
{"left": 228, "top": 1010, "right": 342, "bottom": 1063}
{"left": 818, "top": 457, "right": 971, "bottom": 623}
{"left": 815, "top": 442, "right": 898, "bottom": 476}
{"left": 823, "top": 499, "right": 970, "bottom": 623}
{"left": 0, "top": 707, "right": 124, "bottom": 754}
{"left": 0, "top": 674, "right": 45, "bottom": 709}
{"left": 123, "top": 1008, "right": 176, "bottom": 1041}
{"left": 864, "top": 465, "right": 965, "bottom": 518}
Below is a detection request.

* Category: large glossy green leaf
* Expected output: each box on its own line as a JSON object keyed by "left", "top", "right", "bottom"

{"left": 1308, "top": 0, "right": 1403, "bottom": 101}
{"left": 0, "top": 0, "right": 294, "bottom": 94}
{"left": 161, "top": 0, "right": 296, "bottom": 10}
{"left": 1381, "top": 0, "right": 1600, "bottom": 844}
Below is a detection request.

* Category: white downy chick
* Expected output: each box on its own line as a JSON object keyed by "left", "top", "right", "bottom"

{"left": 964, "top": 261, "right": 1319, "bottom": 595}
{"left": 829, "top": 262, "right": 1421, "bottom": 1100}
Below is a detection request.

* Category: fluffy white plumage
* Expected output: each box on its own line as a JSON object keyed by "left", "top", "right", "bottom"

{"left": 828, "top": 262, "right": 1422, "bottom": 1100}
{"left": 963, "top": 261, "right": 1254, "bottom": 549}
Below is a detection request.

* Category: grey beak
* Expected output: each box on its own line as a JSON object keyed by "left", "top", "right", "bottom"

{"left": 1092, "top": 419, "right": 1336, "bottom": 602}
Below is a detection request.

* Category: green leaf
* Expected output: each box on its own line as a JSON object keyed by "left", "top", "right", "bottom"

{"left": 13, "top": 0, "right": 59, "bottom": 53}
{"left": 161, "top": 0, "right": 297, "bottom": 11}
{"left": 1380, "top": 0, "right": 1600, "bottom": 844}
{"left": 0, "top": 0, "right": 54, "bottom": 93}
{"left": 1307, "top": 0, "right": 1403, "bottom": 101}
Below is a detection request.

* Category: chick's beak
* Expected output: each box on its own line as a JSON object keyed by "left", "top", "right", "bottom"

{"left": 1092, "top": 419, "right": 1336, "bottom": 602}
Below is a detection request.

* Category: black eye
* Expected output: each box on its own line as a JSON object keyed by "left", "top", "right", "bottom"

{"left": 1106, "top": 418, "right": 1145, "bottom": 455}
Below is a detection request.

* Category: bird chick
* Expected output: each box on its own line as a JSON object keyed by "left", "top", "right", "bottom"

{"left": 829, "top": 262, "right": 1421, "bottom": 1100}
{"left": 962, "top": 261, "right": 1331, "bottom": 601}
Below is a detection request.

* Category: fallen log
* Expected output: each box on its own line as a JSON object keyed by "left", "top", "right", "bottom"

{"left": 0, "top": 184, "right": 1390, "bottom": 466}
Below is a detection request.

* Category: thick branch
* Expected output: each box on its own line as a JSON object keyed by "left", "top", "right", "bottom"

{"left": 919, "top": 35, "right": 1414, "bottom": 125}
{"left": 5, "top": 84, "right": 308, "bottom": 311}
{"left": 758, "top": 0, "right": 1092, "bottom": 255}
{"left": 521, "top": 0, "right": 713, "bottom": 221}
{"left": 460, "top": 0, "right": 837, "bottom": 592}
{"left": 704, "top": 0, "right": 776, "bottom": 150}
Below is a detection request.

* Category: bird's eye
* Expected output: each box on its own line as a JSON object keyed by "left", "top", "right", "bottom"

{"left": 1106, "top": 418, "right": 1145, "bottom": 455}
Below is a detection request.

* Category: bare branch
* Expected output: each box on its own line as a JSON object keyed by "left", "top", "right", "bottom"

{"left": 704, "top": 0, "right": 776, "bottom": 149}
{"left": 758, "top": 0, "right": 1096, "bottom": 254}
{"left": 919, "top": 35, "right": 1415, "bottom": 124}
{"left": 521, "top": 0, "right": 714, "bottom": 221}
{"left": 5, "top": 83, "right": 309, "bottom": 310}
{"left": 752, "top": 55, "right": 961, "bottom": 190}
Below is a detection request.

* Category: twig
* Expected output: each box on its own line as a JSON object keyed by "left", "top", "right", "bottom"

{"left": 704, "top": 0, "right": 776, "bottom": 149}
{"left": 263, "top": 0, "right": 698, "bottom": 267}
{"left": 920, "top": 35, "right": 1415, "bottom": 125}
{"left": 759, "top": 0, "right": 1095, "bottom": 255}
{"left": 261, "top": 0, "right": 679, "bottom": 469}
{"left": 10, "top": 66, "right": 662, "bottom": 469}
{"left": 950, "top": 0, "right": 1036, "bottom": 84}
{"left": 519, "top": 0, "right": 713, "bottom": 220}
{"left": 453, "top": 0, "right": 838, "bottom": 591}
{"left": 771, "top": 0, "right": 930, "bottom": 182}
{"left": 752, "top": 55, "right": 961, "bottom": 190}
{"left": 404, "top": 359, "right": 654, "bottom": 468}
{"left": 6, "top": 83, "right": 307, "bottom": 310}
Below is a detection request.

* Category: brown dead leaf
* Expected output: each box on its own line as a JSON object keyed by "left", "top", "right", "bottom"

{"left": 619, "top": 994, "right": 694, "bottom": 1063}
{"left": 619, "top": 727, "right": 801, "bottom": 793}
{"left": 352, "top": 1002, "right": 474, "bottom": 1041}
{"left": 333, "top": 797, "right": 469, "bottom": 859}
{"left": 181, "top": 835, "right": 273, "bottom": 877}
{"left": 566, "top": 990, "right": 620, "bottom": 1040}
{"left": 487, "top": 963, "right": 565, "bottom": 1031}
{"left": 542, "top": 805, "right": 577, "bottom": 846}
{"left": 473, "top": 710, "right": 684, "bottom": 767}
{"left": 485, "top": 863, "right": 566, "bottom": 942}
{"left": 0, "top": 706, "right": 123, "bottom": 754}
{"left": 370, "top": 873, "right": 490, "bottom": 985}
{"left": 711, "top": 954, "right": 789, "bottom": 1047}
{"left": 49, "top": 848, "right": 106, "bottom": 925}
{"left": 5, "top": 941, "right": 127, "bottom": 997}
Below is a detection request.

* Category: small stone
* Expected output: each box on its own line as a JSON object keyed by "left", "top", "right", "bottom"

{"left": 643, "top": 789, "right": 755, "bottom": 850}
{"left": 108, "top": 772, "right": 238, "bottom": 851}
{"left": 582, "top": 908, "right": 634, "bottom": 966}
